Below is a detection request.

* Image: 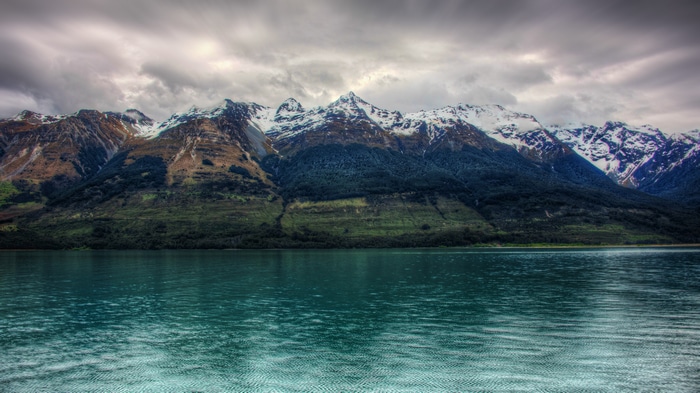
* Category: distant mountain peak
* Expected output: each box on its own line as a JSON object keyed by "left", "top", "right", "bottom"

{"left": 202, "top": 98, "right": 236, "bottom": 112}
{"left": 191, "top": 98, "right": 262, "bottom": 115}
{"left": 601, "top": 121, "right": 665, "bottom": 138}
{"left": 550, "top": 121, "right": 673, "bottom": 188}
{"left": 13, "top": 109, "right": 38, "bottom": 120}
{"left": 682, "top": 129, "right": 700, "bottom": 141}
{"left": 125, "top": 108, "right": 146, "bottom": 115}
{"left": 478, "top": 103, "right": 506, "bottom": 112}
{"left": 276, "top": 97, "right": 305, "bottom": 115}
{"left": 331, "top": 91, "right": 370, "bottom": 107}
{"left": 10, "top": 110, "right": 67, "bottom": 125}
{"left": 122, "top": 109, "right": 153, "bottom": 124}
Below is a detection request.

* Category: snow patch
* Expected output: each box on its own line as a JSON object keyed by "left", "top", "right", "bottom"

{"left": 11, "top": 110, "right": 66, "bottom": 125}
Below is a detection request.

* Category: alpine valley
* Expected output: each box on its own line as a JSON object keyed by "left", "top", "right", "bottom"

{"left": 1, "top": 92, "right": 698, "bottom": 249}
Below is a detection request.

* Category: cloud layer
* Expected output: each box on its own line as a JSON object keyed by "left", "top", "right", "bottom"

{"left": 1, "top": 0, "right": 699, "bottom": 132}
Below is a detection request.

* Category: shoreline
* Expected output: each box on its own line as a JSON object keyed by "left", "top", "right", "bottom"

{"left": 2, "top": 244, "right": 700, "bottom": 252}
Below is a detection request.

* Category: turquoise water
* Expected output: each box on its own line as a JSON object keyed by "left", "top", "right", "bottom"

{"left": 1, "top": 248, "right": 699, "bottom": 392}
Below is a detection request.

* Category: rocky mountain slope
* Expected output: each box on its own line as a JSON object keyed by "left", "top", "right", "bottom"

{"left": 0, "top": 110, "right": 138, "bottom": 182}
{"left": 0, "top": 93, "right": 698, "bottom": 249}
{"left": 550, "top": 122, "right": 700, "bottom": 203}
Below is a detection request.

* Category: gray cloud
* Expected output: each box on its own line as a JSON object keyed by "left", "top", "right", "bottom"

{"left": 0, "top": 0, "right": 699, "bottom": 132}
{"left": 0, "top": 37, "right": 47, "bottom": 92}
{"left": 140, "top": 61, "right": 205, "bottom": 93}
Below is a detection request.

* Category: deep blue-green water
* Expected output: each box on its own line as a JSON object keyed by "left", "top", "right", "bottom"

{"left": 1, "top": 248, "right": 699, "bottom": 392}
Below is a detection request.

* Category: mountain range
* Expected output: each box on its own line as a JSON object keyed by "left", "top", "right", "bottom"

{"left": 1, "top": 92, "right": 698, "bottom": 249}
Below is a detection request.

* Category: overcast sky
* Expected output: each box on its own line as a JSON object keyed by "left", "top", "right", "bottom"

{"left": 1, "top": 0, "right": 699, "bottom": 132}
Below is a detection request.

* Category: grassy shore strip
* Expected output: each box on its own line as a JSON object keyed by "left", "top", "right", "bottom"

{"left": 0, "top": 192, "right": 693, "bottom": 249}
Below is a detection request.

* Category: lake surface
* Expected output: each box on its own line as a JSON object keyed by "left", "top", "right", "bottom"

{"left": 1, "top": 248, "right": 699, "bottom": 392}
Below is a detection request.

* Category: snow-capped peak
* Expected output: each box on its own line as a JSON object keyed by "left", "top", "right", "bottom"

{"left": 276, "top": 98, "right": 305, "bottom": 116}
{"left": 549, "top": 121, "right": 670, "bottom": 187}
{"left": 11, "top": 110, "right": 66, "bottom": 125}
{"left": 155, "top": 98, "right": 271, "bottom": 135}
{"left": 183, "top": 98, "right": 264, "bottom": 119}
{"left": 101, "top": 108, "right": 158, "bottom": 137}
{"left": 195, "top": 98, "right": 237, "bottom": 116}
{"left": 602, "top": 121, "right": 664, "bottom": 138}
{"left": 329, "top": 91, "right": 368, "bottom": 110}
{"left": 326, "top": 92, "right": 403, "bottom": 129}
{"left": 404, "top": 104, "right": 541, "bottom": 133}
{"left": 547, "top": 122, "right": 592, "bottom": 132}
{"left": 401, "top": 102, "right": 547, "bottom": 150}
{"left": 670, "top": 129, "right": 700, "bottom": 143}
{"left": 332, "top": 91, "right": 360, "bottom": 104}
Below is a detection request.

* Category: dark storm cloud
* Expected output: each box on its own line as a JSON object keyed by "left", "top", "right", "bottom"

{"left": 0, "top": 0, "right": 699, "bottom": 132}
{"left": 0, "top": 37, "right": 47, "bottom": 91}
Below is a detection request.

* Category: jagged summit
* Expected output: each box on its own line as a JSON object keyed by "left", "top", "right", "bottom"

{"left": 13, "top": 110, "right": 39, "bottom": 120}
{"left": 276, "top": 98, "right": 305, "bottom": 116}
{"left": 116, "top": 109, "right": 154, "bottom": 126}
{"left": 670, "top": 129, "right": 700, "bottom": 142}
{"left": 10, "top": 110, "right": 67, "bottom": 125}
{"left": 329, "top": 91, "right": 369, "bottom": 110}
{"left": 100, "top": 109, "right": 156, "bottom": 137}
{"left": 398, "top": 101, "right": 564, "bottom": 160}
{"left": 124, "top": 108, "right": 150, "bottom": 119}
{"left": 325, "top": 91, "right": 403, "bottom": 130}
{"left": 155, "top": 98, "right": 266, "bottom": 134}
{"left": 195, "top": 98, "right": 238, "bottom": 114}
{"left": 550, "top": 121, "right": 684, "bottom": 189}
{"left": 330, "top": 91, "right": 364, "bottom": 105}
{"left": 189, "top": 98, "right": 267, "bottom": 116}
{"left": 404, "top": 103, "right": 541, "bottom": 132}
{"left": 601, "top": 121, "right": 664, "bottom": 137}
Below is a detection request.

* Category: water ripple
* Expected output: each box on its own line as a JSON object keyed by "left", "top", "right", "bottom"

{"left": 1, "top": 248, "right": 699, "bottom": 391}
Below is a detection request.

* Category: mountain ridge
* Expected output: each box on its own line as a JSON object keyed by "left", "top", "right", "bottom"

{"left": 0, "top": 92, "right": 698, "bottom": 249}
{"left": 6, "top": 93, "right": 698, "bottom": 139}
{"left": 549, "top": 121, "right": 700, "bottom": 203}
{"left": 2, "top": 92, "right": 697, "bottom": 199}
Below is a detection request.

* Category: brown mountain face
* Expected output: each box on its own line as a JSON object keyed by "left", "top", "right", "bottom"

{"left": 0, "top": 103, "right": 278, "bottom": 204}
{"left": 0, "top": 110, "right": 137, "bottom": 188}
{"left": 132, "top": 116, "right": 276, "bottom": 188}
